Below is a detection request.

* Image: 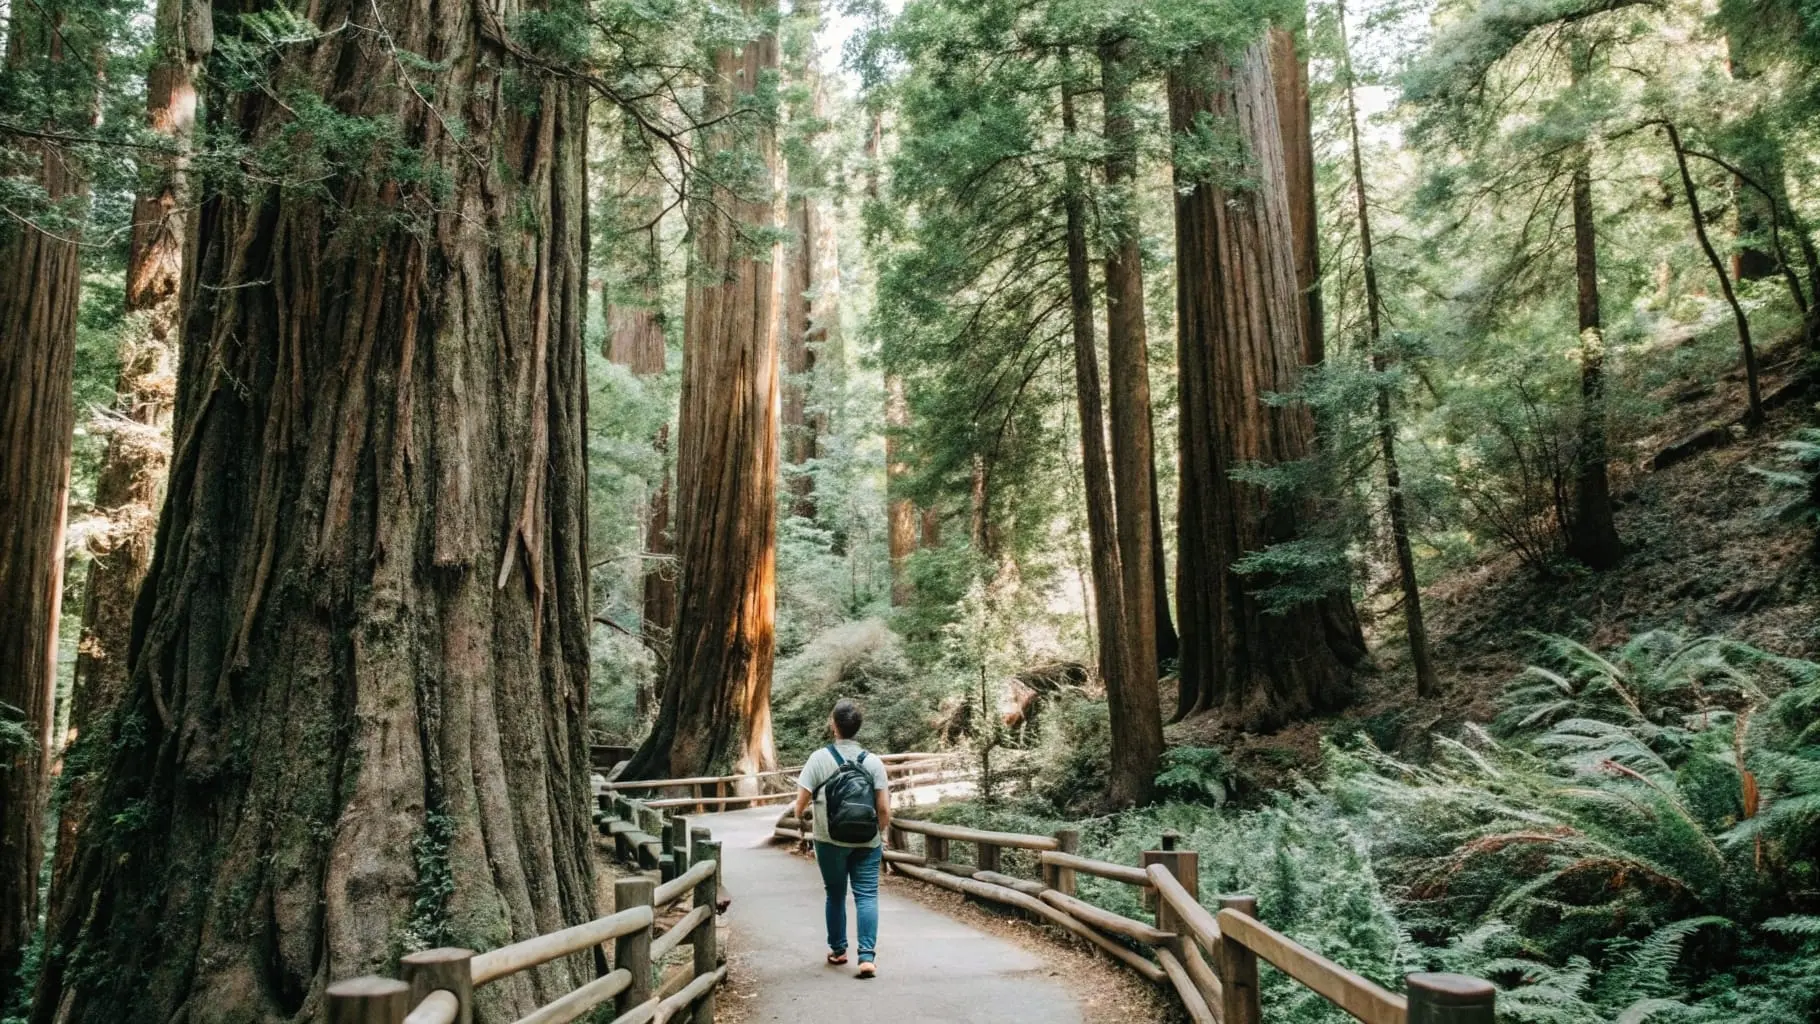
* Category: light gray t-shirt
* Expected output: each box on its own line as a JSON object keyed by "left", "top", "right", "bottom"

{"left": 797, "top": 739, "right": 891, "bottom": 848}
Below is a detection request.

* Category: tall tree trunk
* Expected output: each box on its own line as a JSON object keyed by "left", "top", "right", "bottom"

{"left": 1269, "top": 26, "right": 1322, "bottom": 367}
{"left": 887, "top": 375, "right": 919, "bottom": 605}
{"left": 1565, "top": 46, "right": 1624, "bottom": 570}
{"left": 1099, "top": 35, "right": 1161, "bottom": 702}
{"left": 780, "top": 187, "right": 819, "bottom": 519}
{"left": 1664, "top": 121, "right": 1763, "bottom": 426}
{"left": 1338, "top": 0, "right": 1436, "bottom": 699}
{"left": 30, "top": 0, "right": 598, "bottom": 1017}
{"left": 1062, "top": 62, "right": 1160, "bottom": 807}
{"left": 1171, "top": 38, "right": 1366, "bottom": 731}
{"left": 0, "top": 2, "right": 88, "bottom": 981}
{"left": 50, "top": 0, "right": 202, "bottom": 904}
{"left": 780, "top": 0, "right": 830, "bottom": 522}
{"left": 1150, "top": 471, "right": 1179, "bottom": 669}
{"left": 627, "top": 0, "right": 783, "bottom": 785}
{"left": 603, "top": 156, "right": 671, "bottom": 715}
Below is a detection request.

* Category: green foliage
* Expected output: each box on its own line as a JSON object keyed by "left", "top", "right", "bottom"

{"left": 0, "top": 702, "right": 35, "bottom": 769}
{"left": 404, "top": 811, "right": 456, "bottom": 952}
{"left": 771, "top": 620, "right": 947, "bottom": 761}
{"left": 1154, "top": 745, "right": 1231, "bottom": 805}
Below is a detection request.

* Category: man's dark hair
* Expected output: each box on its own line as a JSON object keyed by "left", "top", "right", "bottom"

{"left": 832, "top": 699, "right": 863, "bottom": 739}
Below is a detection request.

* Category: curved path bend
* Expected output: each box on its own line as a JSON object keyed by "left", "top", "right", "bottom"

{"left": 702, "top": 805, "right": 1084, "bottom": 1024}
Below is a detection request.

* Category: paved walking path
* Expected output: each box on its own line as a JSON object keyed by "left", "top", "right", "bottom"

{"left": 702, "top": 805, "right": 1084, "bottom": 1024}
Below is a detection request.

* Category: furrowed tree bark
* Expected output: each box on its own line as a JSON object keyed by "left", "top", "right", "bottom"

{"left": 1062, "top": 62, "right": 1158, "bottom": 806}
{"left": 0, "top": 1, "right": 89, "bottom": 981}
{"left": 1338, "top": 0, "right": 1436, "bottom": 699}
{"left": 1663, "top": 121, "right": 1763, "bottom": 427}
{"left": 1563, "top": 43, "right": 1623, "bottom": 571}
{"left": 1170, "top": 38, "right": 1366, "bottom": 731}
{"left": 50, "top": 0, "right": 203, "bottom": 904}
{"left": 627, "top": 0, "right": 783, "bottom": 785}
{"left": 1269, "top": 26, "right": 1321, "bottom": 367}
{"left": 29, "top": 0, "right": 598, "bottom": 1017}
{"left": 1098, "top": 35, "right": 1167, "bottom": 757}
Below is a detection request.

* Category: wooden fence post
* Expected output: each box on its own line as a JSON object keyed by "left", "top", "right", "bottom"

{"left": 926, "top": 833, "right": 949, "bottom": 865}
{"left": 976, "top": 840, "right": 1001, "bottom": 875}
{"left": 1145, "top": 847, "right": 1198, "bottom": 932}
{"left": 668, "top": 815, "right": 691, "bottom": 876}
{"left": 1140, "top": 831, "right": 1184, "bottom": 914}
{"left": 887, "top": 823, "right": 906, "bottom": 872}
{"left": 595, "top": 793, "right": 612, "bottom": 836}
{"left": 692, "top": 839, "right": 722, "bottom": 1024}
{"left": 399, "top": 948, "right": 474, "bottom": 1024}
{"left": 325, "top": 977, "right": 409, "bottom": 1024}
{"left": 1046, "top": 829, "right": 1079, "bottom": 896}
{"left": 614, "top": 876, "right": 655, "bottom": 1017}
{"left": 1406, "top": 973, "right": 1496, "bottom": 1024}
{"left": 1216, "top": 895, "right": 1262, "bottom": 1024}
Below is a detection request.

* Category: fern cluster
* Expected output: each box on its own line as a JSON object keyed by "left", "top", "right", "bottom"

{"left": 1339, "top": 631, "right": 1820, "bottom": 1021}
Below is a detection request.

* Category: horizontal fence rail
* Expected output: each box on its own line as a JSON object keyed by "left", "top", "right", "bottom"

{"left": 774, "top": 810, "right": 1501, "bottom": 1024}
{"left": 598, "top": 752, "right": 968, "bottom": 814}
{"left": 325, "top": 795, "right": 727, "bottom": 1024}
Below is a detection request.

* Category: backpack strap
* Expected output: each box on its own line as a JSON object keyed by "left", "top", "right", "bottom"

{"left": 812, "top": 745, "right": 844, "bottom": 798}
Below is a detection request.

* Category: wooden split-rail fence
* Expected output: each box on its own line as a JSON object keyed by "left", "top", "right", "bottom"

{"left": 774, "top": 813, "right": 1499, "bottom": 1024}
{"left": 324, "top": 793, "right": 726, "bottom": 1024}
{"left": 594, "top": 750, "right": 968, "bottom": 816}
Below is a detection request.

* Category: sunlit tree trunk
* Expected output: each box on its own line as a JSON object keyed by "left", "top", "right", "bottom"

{"left": 627, "top": 0, "right": 783, "bottom": 785}
{"left": 30, "top": 0, "right": 598, "bottom": 1016}
{"left": 1171, "top": 39, "right": 1366, "bottom": 730}
{"left": 0, "top": 1, "right": 88, "bottom": 981}
{"left": 1063, "top": 62, "right": 1160, "bottom": 806}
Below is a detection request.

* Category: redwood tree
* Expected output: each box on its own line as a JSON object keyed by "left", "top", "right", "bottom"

{"left": 1063, "top": 62, "right": 1161, "bottom": 806}
{"left": 1099, "top": 34, "right": 1164, "bottom": 699}
{"left": 30, "top": 0, "right": 598, "bottom": 1016}
{"left": 1269, "top": 25, "right": 1322, "bottom": 366}
{"left": 627, "top": 0, "right": 783, "bottom": 784}
{"left": 1564, "top": 42, "right": 1624, "bottom": 569}
{"left": 1171, "top": 37, "right": 1367, "bottom": 729}
{"left": 0, "top": 0, "right": 90, "bottom": 980}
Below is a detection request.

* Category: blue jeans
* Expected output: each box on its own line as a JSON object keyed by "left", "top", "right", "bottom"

{"left": 814, "top": 842, "right": 882, "bottom": 963}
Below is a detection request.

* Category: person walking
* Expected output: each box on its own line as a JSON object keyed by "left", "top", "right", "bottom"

{"left": 792, "top": 698, "right": 892, "bottom": 978}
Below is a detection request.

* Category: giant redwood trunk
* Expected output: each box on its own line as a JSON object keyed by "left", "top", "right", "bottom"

{"left": 30, "top": 0, "right": 598, "bottom": 1017}
{"left": 1171, "top": 39, "right": 1366, "bottom": 731}
{"left": 0, "top": 3, "right": 87, "bottom": 982}
{"left": 1269, "top": 26, "right": 1322, "bottom": 367}
{"left": 627, "top": 0, "right": 783, "bottom": 784}
{"left": 1062, "top": 70, "right": 1159, "bottom": 806}
{"left": 51, "top": 0, "right": 202, "bottom": 899}
{"left": 1565, "top": 47, "right": 1623, "bottom": 570}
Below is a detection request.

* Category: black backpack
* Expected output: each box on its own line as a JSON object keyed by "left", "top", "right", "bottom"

{"left": 815, "top": 746, "right": 880, "bottom": 844}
